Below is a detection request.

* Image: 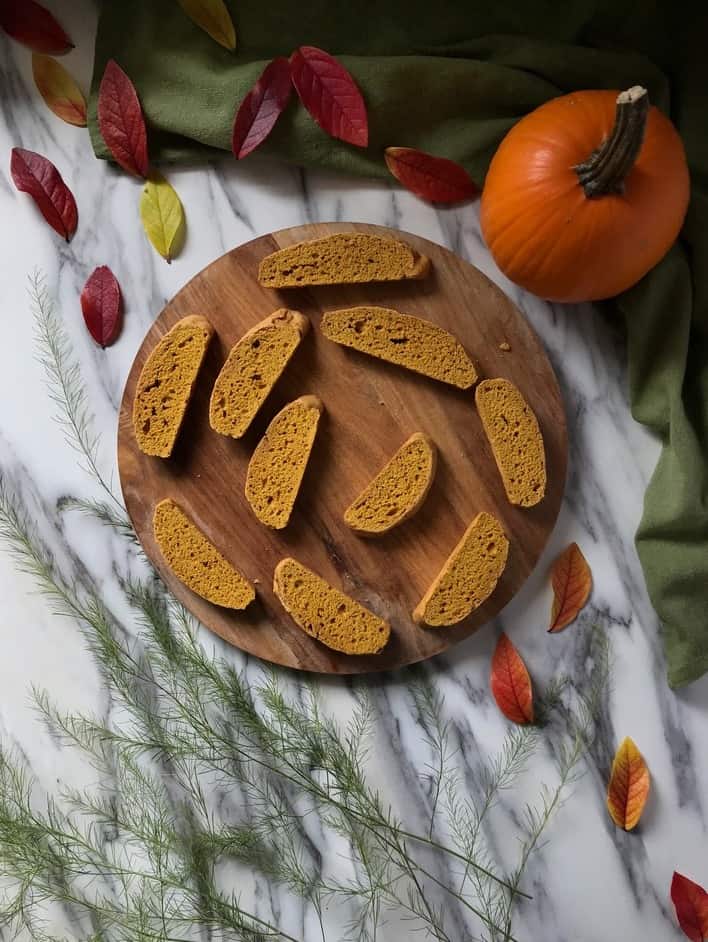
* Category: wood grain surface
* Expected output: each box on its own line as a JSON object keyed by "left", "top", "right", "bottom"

{"left": 118, "top": 223, "right": 567, "bottom": 674}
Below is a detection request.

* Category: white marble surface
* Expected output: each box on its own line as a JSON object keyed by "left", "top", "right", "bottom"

{"left": 1, "top": 4, "right": 708, "bottom": 940}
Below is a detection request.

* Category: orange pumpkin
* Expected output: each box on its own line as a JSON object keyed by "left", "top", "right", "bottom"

{"left": 480, "top": 86, "right": 690, "bottom": 302}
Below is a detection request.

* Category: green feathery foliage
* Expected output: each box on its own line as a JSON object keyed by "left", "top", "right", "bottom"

{"left": 0, "top": 273, "right": 610, "bottom": 942}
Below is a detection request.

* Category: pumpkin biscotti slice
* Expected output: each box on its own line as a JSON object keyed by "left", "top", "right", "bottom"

{"left": 344, "top": 433, "right": 437, "bottom": 535}
{"left": 133, "top": 315, "right": 213, "bottom": 457}
{"left": 414, "top": 511, "right": 509, "bottom": 627}
{"left": 273, "top": 558, "right": 390, "bottom": 655}
{"left": 258, "top": 233, "right": 430, "bottom": 287}
{"left": 475, "top": 378, "right": 546, "bottom": 507}
{"left": 153, "top": 499, "right": 255, "bottom": 609}
{"left": 209, "top": 309, "right": 309, "bottom": 438}
{"left": 320, "top": 306, "right": 478, "bottom": 389}
{"left": 245, "top": 396, "right": 323, "bottom": 529}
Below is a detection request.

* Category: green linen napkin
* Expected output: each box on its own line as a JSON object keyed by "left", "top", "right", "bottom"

{"left": 89, "top": 0, "right": 708, "bottom": 687}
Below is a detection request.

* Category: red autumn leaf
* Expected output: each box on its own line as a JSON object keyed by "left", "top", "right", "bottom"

{"left": 10, "top": 148, "right": 77, "bottom": 241}
{"left": 548, "top": 542, "right": 592, "bottom": 632}
{"left": 490, "top": 633, "right": 534, "bottom": 725}
{"left": 384, "top": 147, "right": 479, "bottom": 204}
{"left": 606, "top": 737, "right": 650, "bottom": 831}
{"left": 232, "top": 57, "right": 292, "bottom": 159}
{"left": 80, "top": 266, "right": 122, "bottom": 348}
{"left": 97, "top": 60, "right": 149, "bottom": 178}
{"left": 672, "top": 873, "right": 708, "bottom": 942}
{"left": 290, "top": 45, "right": 368, "bottom": 148}
{"left": 0, "top": 0, "right": 72, "bottom": 54}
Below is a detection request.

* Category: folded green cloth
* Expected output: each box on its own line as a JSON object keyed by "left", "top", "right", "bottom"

{"left": 90, "top": 0, "right": 708, "bottom": 687}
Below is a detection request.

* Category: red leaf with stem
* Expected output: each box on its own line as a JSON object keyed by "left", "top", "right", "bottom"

{"left": 10, "top": 148, "right": 77, "bottom": 241}
{"left": 232, "top": 57, "right": 292, "bottom": 159}
{"left": 80, "top": 266, "right": 123, "bottom": 348}
{"left": 290, "top": 45, "right": 368, "bottom": 147}
{"left": 97, "top": 60, "right": 149, "bottom": 178}
{"left": 671, "top": 872, "right": 708, "bottom": 942}
{"left": 0, "top": 0, "right": 72, "bottom": 54}
{"left": 490, "top": 633, "right": 534, "bottom": 725}
{"left": 384, "top": 147, "right": 479, "bottom": 204}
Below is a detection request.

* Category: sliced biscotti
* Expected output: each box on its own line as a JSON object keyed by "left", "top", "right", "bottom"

{"left": 414, "top": 511, "right": 509, "bottom": 627}
{"left": 245, "top": 396, "right": 323, "bottom": 529}
{"left": 153, "top": 499, "right": 255, "bottom": 609}
{"left": 258, "top": 233, "right": 430, "bottom": 287}
{"left": 320, "top": 306, "right": 478, "bottom": 389}
{"left": 344, "top": 433, "right": 437, "bottom": 535}
{"left": 133, "top": 315, "right": 213, "bottom": 457}
{"left": 209, "top": 309, "right": 309, "bottom": 438}
{"left": 475, "top": 379, "right": 546, "bottom": 507}
{"left": 273, "top": 558, "right": 390, "bottom": 655}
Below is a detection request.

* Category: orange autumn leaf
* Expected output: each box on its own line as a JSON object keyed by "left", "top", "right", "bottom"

{"left": 548, "top": 541, "right": 592, "bottom": 632}
{"left": 671, "top": 872, "right": 708, "bottom": 942}
{"left": 606, "top": 737, "right": 650, "bottom": 831}
{"left": 32, "top": 54, "right": 87, "bottom": 127}
{"left": 490, "top": 632, "right": 534, "bottom": 725}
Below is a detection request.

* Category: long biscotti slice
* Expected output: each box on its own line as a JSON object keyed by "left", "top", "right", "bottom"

{"left": 344, "top": 433, "right": 437, "bottom": 535}
{"left": 153, "top": 499, "right": 255, "bottom": 609}
{"left": 133, "top": 315, "right": 213, "bottom": 457}
{"left": 475, "top": 379, "right": 546, "bottom": 507}
{"left": 320, "top": 306, "right": 478, "bottom": 389}
{"left": 258, "top": 233, "right": 430, "bottom": 287}
{"left": 273, "top": 558, "right": 390, "bottom": 655}
{"left": 209, "top": 309, "right": 309, "bottom": 438}
{"left": 414, "top": 512, "right": 509, "bottom": 627}
{"left": 245, "top": 396, "right": 323, "bottom": 529}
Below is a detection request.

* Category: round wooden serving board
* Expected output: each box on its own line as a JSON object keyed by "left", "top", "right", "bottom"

{"left": 118, "top": 223, "right": 567, "bottom": 674}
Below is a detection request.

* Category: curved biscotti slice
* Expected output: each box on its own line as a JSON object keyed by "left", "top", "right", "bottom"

{"left": 133, "top": 315, "right": 213, "bottom": 457}
{"left": 153, "top": 499, "right": 255, "bottom": 609}
{"left": 475, "top": 379, "right": 546, "bottom": 507}
{"left": 258, "top": 233, "right": 430, "bottom": 287}
{"left": 209, "top": 309, "right": 309, "bottom": 438}
{"left": 273, "top": 558, "right": 390, "bottom": 655}
{"left": 344, "top": 433, "right": 437, "bottom": 535}
{"left": 320, "top": 307, "right": 477, "bottom": 389}
{"left": 414, "top": 512, "right": 509, "bottom": 627}
{"left": 245, "top": 396, "right": 323, "bottom": 529}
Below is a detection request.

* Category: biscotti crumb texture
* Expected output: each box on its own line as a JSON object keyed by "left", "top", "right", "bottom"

{"left": 133, "top": 315, "right": 213, "bottom": 458}
{"left": 153, "top": 499, "right": 255, "bottom": 609}
{"left": 245, "top": 396, "right": 323, "bottom": 529}
{"left": 209, "top": 309, "right": 309, "bottom": 438}
{"left": 273, "top": 557, "right": 390, "bottom": 655}
{"left": 414, "top": 511, "right": 509, "bottom": 627}
{"left": 475, "top": 378, "right": 546, "bottom": 507}
{"left": 344, "top": 432, "right": 437, "bottom": 535}
{"left": 258, "top": 233, "right": 430, "bottom": 287}
{"left": 320, "top": 306, "right": 478, "bottom": 389}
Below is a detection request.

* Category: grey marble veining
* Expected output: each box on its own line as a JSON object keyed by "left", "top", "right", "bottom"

{"left": 1, "top": 3, "right": 708, "bottom": 940}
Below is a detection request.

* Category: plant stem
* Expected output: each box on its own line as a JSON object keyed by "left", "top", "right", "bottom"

{"left": 575, "top": 85, "right": 649, "bottom": 197}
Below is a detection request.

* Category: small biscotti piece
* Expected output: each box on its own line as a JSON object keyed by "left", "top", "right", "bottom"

{"left": 414, "top": 511, "right": 509, "bottom": 627}
{"left": 209, "top": 309, "right": 309, "bottom": 438}
{"left": 344, "top": 433, "right": 437, "bottom": 535}
{"left": 258, "top": 233, "right": 430, "bottom": 287}
{"left": 245, "top": 396, "right": 323, "bottom": 529}
{"left": 273, "top": 558, "right": 390, "bottom": 655}
{"left": 320, "top": 306, "right": 477, "bottom": 389}
{"left": 475, "top": 379, "right": 546, "bottom": 507}
{"left": 153, "top": 499, "right": 255, "bottom": 609}
{"left": 133, "top": 315, "right": 213, "bottom": 457}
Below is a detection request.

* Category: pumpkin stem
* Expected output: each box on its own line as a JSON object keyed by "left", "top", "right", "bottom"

{"left": 575, "top": 86, "right": 649, "bottom": 198}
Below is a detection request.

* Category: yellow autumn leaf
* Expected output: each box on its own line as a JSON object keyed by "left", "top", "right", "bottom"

{"left": 606, "top": 736, "right": 650, "bottom": 831}
{"left": 32, "top": 54, "right": 87, "bottom": 127}
{"left": 139, "top": 173, "right": 185, "bottom": 263}
{"left": 177, "top": 0, "right": 237, "bottom": 50}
